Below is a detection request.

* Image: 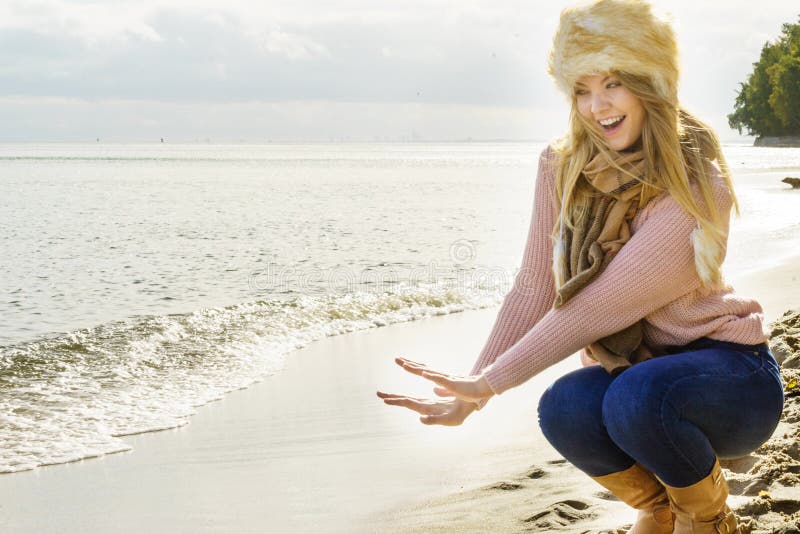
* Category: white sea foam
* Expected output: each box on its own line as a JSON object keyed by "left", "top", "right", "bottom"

{"left": 0, "top": 285, "right": 502, "bottom": 472}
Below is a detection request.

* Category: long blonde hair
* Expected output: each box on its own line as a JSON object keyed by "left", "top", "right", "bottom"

{"left": 551, "top": 70, "right": 739, "bottom": 289}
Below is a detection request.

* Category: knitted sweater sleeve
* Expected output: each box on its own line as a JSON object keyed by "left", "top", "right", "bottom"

{"left": 467, "top": 145, "right": 559, "bottom": 409}
{"left": 480, "top": 170, "right": 733, "bottom": 396}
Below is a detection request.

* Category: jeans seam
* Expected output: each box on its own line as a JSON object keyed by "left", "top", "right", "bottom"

{"left": 655, "top": 353, "right": 766, "bottom": 482}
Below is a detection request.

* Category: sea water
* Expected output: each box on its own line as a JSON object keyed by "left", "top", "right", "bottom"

{"left": 0, "top": 142, "right": 798, "bottom": 472}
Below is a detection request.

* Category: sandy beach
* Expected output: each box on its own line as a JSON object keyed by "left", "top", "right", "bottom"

{"left": 0, "top": 255, "right": 797, "bottom": 533}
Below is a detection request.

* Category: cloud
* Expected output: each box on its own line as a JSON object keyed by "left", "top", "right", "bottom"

{"left": 0, "top": 0, "right": 163, "bottom": 44}
{"left": 0, "top": 1, "right": 556, "bottom": 106}
{"left": 1, "top": 0, "right": 797, "bottom": 140}
{"left": 248, "top": 28, "right": 330, "bottom": 61}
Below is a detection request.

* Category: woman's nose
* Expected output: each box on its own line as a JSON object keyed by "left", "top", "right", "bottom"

{"left": 590, "top": 93, "right": 610, "bottom": 115}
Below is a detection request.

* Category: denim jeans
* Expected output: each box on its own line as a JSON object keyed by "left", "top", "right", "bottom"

{"left": 537, "top": 337, "right": 784, "bottom": 487}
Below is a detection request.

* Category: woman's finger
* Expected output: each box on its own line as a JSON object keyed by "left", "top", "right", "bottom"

{"left": 394, "top": 357, "right": 426, "bottom": 369}
{"left": 420, "top": 371, "right": 458, "bottom": 390}
{"left": 419, "top": 371, "right": 485, "bottom": 403}
{"left": 395, "top": 357, "right": 449, "bottom": 375}
{"left": 419, "top": 368, "right": 450, "bottom": 379}
{"left": 379, "top": 396, "right": 449, "bottom": 416}
{"left": 432, "top": 386, "right": 453, "bottom": 397}
{"left": 395, "top": 356, "right": 426, "bottom": 367}
{"left": 376, "top": 391, "right": 429, "bottom": 403}
{"left": 395, "top": 358, "right": 429, "bottom": 373}
{"left": 395, "top": 359, "right": 452, "bottom": 382}
{"left": 420, "top": 413, "right": 461, "bottom": 426}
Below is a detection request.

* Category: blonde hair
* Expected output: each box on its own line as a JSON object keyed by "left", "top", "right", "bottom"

{"left": 551, "top": 70, "right": 739, "bottom": 289}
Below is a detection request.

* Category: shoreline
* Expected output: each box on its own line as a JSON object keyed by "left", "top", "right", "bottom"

{"left": 753, "top": 135, "right": 800, "bottom": 148}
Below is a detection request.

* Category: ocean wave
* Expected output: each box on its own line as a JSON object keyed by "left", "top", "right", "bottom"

{"left": 0, "top": 284, "right": 502, "bottom": 473}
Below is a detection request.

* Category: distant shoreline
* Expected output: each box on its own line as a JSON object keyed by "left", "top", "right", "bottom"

{"left": 754, "top": 136, "right": 800, "bottom": 148}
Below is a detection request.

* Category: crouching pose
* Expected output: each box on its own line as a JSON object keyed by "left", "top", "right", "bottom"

{"left": 378, "top": 1, "right": 784, "bottom": 532}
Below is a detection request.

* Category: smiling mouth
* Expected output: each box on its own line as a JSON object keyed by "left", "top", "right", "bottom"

{"left": 597, "top": 115, "right": 625, "bottom": 131}
{"left": 599, "top": 115, "right": 626, "bottom": 135}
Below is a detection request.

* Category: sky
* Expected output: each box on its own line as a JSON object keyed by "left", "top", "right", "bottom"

{"left": 0, "top": 0, "right": 798, "bottom": 142}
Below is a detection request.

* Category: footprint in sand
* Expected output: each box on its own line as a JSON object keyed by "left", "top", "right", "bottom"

{"left": 527, "top": 467, "right": 547, "bottom": 479}
{"left": 522, "top": 499, "right": 596, "bottom": 529}
{"left": 483, "top": 465, "right": 550, "bottom": 492}
{"left": 487, "top": 482, "right": 525, "bottom": 491}
{"left": 593, "top": 489, "right": 618, "bottom": 501}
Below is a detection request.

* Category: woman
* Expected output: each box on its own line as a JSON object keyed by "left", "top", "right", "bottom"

{"left": 376, "top": 1, "right": 784, "bottom": 532}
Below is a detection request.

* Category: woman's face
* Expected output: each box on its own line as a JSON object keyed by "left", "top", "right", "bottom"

{"left": 574, "top": 73, "right": 645, "bottom": 152}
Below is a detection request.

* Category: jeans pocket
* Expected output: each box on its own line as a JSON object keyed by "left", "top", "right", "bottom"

{"left": 761, "top": 346, "right": 781, "bottom": 369}
{"left": 739, "top": 350, "right": 767, "bottom": 374}
{"left": 710, "top": 340, "right": 776, "bottom": 372}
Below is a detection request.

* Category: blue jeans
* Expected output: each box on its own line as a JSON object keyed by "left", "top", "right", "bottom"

{"left": 537, "top": 337, "right": 784, "bottom": 487}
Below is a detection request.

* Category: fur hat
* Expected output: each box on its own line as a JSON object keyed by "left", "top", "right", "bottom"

{"left": 547, "top": 0, "right": 680, "bottom": 105}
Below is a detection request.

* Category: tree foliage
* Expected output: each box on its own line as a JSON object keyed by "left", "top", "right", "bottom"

{"left": 728, "top": 16, "right": 800, "bottom": 137}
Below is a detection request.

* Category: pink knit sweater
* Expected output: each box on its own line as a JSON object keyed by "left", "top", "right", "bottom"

{"left": 470, "top": 144, "right": 769, "bottom": 402}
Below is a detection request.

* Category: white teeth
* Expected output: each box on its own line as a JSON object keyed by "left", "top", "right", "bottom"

{"left": 599, "top": 116, "right": 624, "bottom": 126}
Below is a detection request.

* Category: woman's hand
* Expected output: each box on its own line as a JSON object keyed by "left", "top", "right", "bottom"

{"left": 376, "top": 391, "right": 477, "bottom": 426}
{"left": 391, "top": 357, "right": 495, "bottom": 403}
{"left": 376, "top": 356, "right": 495, "bottom": 426}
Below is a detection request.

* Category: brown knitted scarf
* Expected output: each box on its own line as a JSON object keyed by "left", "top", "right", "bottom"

{"left": 553, "top": 149, "right": 655, "bottom": 375}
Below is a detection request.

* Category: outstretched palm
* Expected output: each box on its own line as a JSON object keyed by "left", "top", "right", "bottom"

{"left": 376, "top": 357, "right": 494, "bottom": 426}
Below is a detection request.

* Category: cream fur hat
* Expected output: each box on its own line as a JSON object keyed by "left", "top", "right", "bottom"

{"left": 548, "top": 0, "right": 680, "bottom": 105}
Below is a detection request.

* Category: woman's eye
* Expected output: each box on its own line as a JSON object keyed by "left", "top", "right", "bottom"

{"left": 607, "top": 82, "right": 620, "bottom": 88}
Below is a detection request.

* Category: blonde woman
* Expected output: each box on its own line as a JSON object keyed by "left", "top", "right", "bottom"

{"left": 376, "top": 1, "right": 784, "bottom": 532}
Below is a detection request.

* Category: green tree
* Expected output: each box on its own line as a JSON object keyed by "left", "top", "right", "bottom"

{"left": 728, "top": 17, "right": 800, "bottom": 138}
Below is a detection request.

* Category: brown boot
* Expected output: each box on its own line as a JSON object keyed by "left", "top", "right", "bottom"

{"left": 659, "top": 457, "right": 739, "bottom": 533}
{"left": 591, "top": 463, "right": 674, "bottom": 533}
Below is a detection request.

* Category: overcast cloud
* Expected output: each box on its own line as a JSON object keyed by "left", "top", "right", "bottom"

{"left": 0, "top": 0, "right": 797, "bottom": 142}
